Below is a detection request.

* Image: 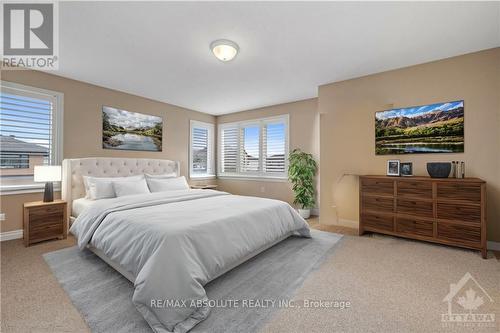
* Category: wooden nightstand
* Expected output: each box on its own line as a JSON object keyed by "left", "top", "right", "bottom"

{"left": 190, "top": 184, "right": 218, "bottom": 190}
{"left": 23, "top": 200, "right": 67, "bottom": 247}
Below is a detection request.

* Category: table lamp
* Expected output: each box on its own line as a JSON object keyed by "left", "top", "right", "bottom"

{"left": 34, "top": 165, "right": 61, "bottom": 202}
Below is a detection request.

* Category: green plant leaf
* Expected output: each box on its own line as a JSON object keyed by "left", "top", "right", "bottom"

{"left": 287, "top": 149, "right": 317, "bottom": 209}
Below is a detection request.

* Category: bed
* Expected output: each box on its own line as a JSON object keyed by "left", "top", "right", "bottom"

{"left": 63, "top": 157, "right": 310, "bottom": 333}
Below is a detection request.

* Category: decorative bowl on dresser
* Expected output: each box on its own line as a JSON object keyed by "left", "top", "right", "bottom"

{"left": 359, "top": 176, "right": 487, "bottom": 258}
{"left": 23, "top": 200, "right": 67, "bottom": 247}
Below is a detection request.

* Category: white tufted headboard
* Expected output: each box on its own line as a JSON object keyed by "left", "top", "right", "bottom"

{"left": 62, "top": 157, "right": 180, "bottom": 217}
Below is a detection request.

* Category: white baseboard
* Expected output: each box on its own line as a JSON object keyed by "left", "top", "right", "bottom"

{"left": 0, "top": 229, "right": 23, "bottom": 241}
{"left": 487, "top": 241, "right": 500, "bottom": 251}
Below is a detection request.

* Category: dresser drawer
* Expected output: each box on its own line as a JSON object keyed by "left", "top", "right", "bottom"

{"left": 397, "top": 181, "right": 432, "bottom": 199}
{"left": 396, "top": 217, "right": 433, "bottom": 237}
{"left": 436, "top": 203, "right": 481, "bottom": 223}
{"left": 362, "top": 195, "right": 394, "bottom": 212}
{"left": 362, "top": 212, "right": 394, "bottom": 232}
{"left": 437, "top": 183, "right": 481, "bottom": 202}
{"left": 396, "top": 198, "right": 433, "bottom": 218}
{"left": 437, "top": 223, "right": 480, "bottom": 245}
{"left": 361, "top": 178, "right": 394, "bottom": 196}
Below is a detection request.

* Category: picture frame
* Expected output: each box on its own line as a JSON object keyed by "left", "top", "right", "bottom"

{"left": 102, "top": 106, "right": 163, "bottom": 152}
{"left": 375, "top": 100, "right": 464, "bottom": 155}
{"left": 386, "top": 160, "right": 400, "bottom": 176}
{"left": 400, "top": 162, "right": 413, "bottom": 177}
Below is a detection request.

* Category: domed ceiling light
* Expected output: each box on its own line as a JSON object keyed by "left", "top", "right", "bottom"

{"left": 210, "top": 39, "right": 239, "bottom": 62}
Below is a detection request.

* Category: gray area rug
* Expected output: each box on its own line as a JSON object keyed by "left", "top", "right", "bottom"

{"left": 44, "top": 230, "right": 342, "bottom": 333}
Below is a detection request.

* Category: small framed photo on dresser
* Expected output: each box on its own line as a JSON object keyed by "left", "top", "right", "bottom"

{"left": 386, "top": 160, "right": 400, "bottom": 176}
{"left": 400, "top": 162, "right": 413, "bottom": 176}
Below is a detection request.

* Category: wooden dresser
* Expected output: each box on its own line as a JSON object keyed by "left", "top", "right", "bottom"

{"left": 359, "top": 176, "right": 487, "bottom": 258}
{"left": 23, "top": 200, "right": 67, "bottom": 247}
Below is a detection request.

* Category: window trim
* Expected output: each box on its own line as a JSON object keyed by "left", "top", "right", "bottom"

{"left": 0, "top": 81, "right": 64, "bottom": 194}
{"left": 189, "top": 120, "right": 215, "bottom": 180}
{"left": 218, "top": 114, "right": 289, "bottom": 180}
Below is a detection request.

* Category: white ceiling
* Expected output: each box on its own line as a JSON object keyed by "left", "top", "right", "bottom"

{"left": 55, "top": 2, "right": 500, "bottom": 115}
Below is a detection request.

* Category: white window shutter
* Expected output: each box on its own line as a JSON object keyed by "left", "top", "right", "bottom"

{"left": 220, "top": 125, "right": 238, "bottom": 173}
{"left": 191, "top": 127, "right": 208, "bottom": 174}
{"left": 190, "top": 120, "right": 215, "bottom": 178}
{"left": 240, "top": 124, "right": 260, "bottom": 173}
{"left": 263, "top": 121, "right": 286, "bottom": 175}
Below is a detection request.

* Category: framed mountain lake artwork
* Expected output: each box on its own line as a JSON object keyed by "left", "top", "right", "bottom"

{"left": 102, "top": 106, "right": 163, "bottom": 151}
{"left": 375, "top": 100, "right": 464, "bottom": 155}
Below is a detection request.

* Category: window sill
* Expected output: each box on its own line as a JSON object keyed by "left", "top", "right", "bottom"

{"left": 189, "top": 175, "right": 216, "bottom": 180}
{"left": 0, "top": 184, "right": 61, "bottom": 196}
{"left": 217, "top": 175, "right": 288, "bottom": 182}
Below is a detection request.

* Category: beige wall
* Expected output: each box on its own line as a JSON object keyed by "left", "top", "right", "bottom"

{"left": 217, "top": 98, "right": 319, "bottom": 206}
{"left": 1, "top": 70, "right": 215, "bottom": 232}
{"left": 319, "top": 48, "right": 500, "bottom": 241}
{"left": 2, "top": 49, "right": 499, "bottom": 243}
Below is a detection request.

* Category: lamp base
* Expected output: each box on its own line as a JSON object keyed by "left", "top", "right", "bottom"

{"left": 43, "top": 182, "right": 54, "bottom": 202}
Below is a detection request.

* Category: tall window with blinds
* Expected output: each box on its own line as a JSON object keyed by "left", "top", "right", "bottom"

{"left": 0, "top": 82, "right": 63, "bottom": 191}
{"left": 189, "top": 120, "right": 215, "bottom": 178}
{"left": 218, "top": 115, "right": 289, "bottom": 178}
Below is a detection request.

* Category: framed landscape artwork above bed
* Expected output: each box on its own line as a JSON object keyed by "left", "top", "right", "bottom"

{"left": 102, "top": 106, "right": 163, "bottom": 151}
{"left": 375, "top": 100, "right": 464, "bottom": 155}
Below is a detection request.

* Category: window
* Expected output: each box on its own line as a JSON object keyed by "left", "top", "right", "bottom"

{"left": 189, "top": 120, "right": 215, "bottom": 178}
{"left": 218, "top": 115, "right": 289, "bottom": 179}
{"left": 0, "top": 81, "right": 63, "bottom": 192}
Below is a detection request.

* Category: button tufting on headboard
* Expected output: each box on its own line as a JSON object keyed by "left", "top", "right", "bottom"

{"left": 62, "top": 157, "right": 180, "bottom": 217}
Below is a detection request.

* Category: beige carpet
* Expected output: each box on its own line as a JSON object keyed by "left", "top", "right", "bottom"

{"left": 262, "top": 234, "right": 500, "bottom": 333}
{"left": 1, "top": 235, "right": 89, "bottom": 333}
{"left": 1, "top": 223, "right": 499, "bottom": 333}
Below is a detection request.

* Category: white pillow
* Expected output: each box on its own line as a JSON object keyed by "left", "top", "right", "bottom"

{"left": 145, "top": 172, "right": 177, "bottom": 179}
{"left": 147, "top": 176, "right": 190, "bottom": 193}
{"left": 113, "top": 179, "right": 150, "bottom": 197}
{"left": 83, "top": 174, "right": 144, "bottom": 198}
{"left": 88, "top": 179, "right": 115, "bottom": 200}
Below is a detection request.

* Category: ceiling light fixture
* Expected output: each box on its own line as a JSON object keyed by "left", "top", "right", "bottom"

{"left": 210, "top": 39, "right": 239, "bottom": 62}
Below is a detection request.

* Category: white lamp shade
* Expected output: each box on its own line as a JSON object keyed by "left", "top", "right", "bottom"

{"left": 34, "top": 165, "right": 62, "bottom": 182}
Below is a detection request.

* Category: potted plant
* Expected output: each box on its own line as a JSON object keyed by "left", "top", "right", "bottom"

{"left": 288, "top": 149, "right": 317, "bottom": 219}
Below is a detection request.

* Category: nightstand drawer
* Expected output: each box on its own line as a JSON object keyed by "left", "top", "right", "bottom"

{"left": 29, "top": 210, "right": 64, "bottom": 226}
{"left": 29, "top": 205, "right": 64, "bottom": 215}
{"left": 30, "top": 218, "right": 62, "bottom": 231}
{"left": 30, "top": 224, "right": 64, "bottom": 241}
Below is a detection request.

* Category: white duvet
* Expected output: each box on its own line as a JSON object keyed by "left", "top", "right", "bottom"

{"left": 70, "top": 189, "right": 310, "bottom": 333}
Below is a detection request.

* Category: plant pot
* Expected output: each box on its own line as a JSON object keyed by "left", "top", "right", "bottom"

{"left": 298, "top": 209, "right": 311, "bottom": 219}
